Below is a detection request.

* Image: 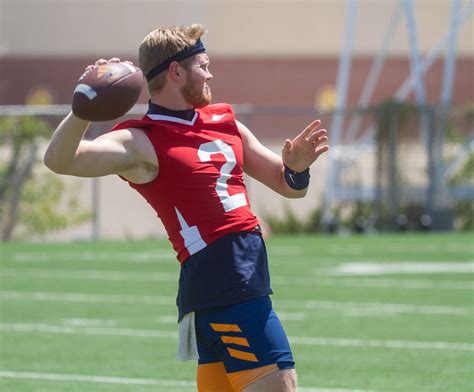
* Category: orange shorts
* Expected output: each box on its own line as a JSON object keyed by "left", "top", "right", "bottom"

{"left": 194, "top": 297, "right": 294, "bottom": 391}
{"left": 197, "top": 361, "right": 279, "bottom": 392}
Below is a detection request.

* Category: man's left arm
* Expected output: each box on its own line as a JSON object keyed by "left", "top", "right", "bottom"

{"left": 237, "top": 120, "right": 329, "bottom": 198}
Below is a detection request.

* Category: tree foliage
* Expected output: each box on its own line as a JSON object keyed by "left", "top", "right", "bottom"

{"left": 0, "top": 116, "right": 90, "bottom": 241}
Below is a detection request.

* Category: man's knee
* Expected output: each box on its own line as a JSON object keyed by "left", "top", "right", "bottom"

{"left": 242, "top": 368, "right": 297, "bottom": 392}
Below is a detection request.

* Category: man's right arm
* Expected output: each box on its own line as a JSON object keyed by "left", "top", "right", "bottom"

{"left": 43, "top": 112, "right": 149, "bottom": 178}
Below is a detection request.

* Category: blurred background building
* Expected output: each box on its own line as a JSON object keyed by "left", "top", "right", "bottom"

{"left": 0, "top": 0, "right": 472, "bottom": 240}
{"left": 1, "top": 0, "right": 473, "bottom": 108}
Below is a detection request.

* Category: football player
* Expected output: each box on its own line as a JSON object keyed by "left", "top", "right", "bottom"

{"left": 44, "top": 24, "right": 328, "bottom": 392}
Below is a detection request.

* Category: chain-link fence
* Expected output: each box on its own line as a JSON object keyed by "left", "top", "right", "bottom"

{"left": 371, "top": 102, "right": 472, "bottom": 231}
{"left": 0, "top": 103, "right": 472, "bottom": 240}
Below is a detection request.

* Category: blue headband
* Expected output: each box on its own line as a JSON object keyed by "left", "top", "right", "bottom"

{"left": 145, "top": 38, "right": 206, "bottom": 82}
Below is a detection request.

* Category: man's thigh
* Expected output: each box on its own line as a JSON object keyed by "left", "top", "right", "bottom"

{"left": 243, "top": 369, "right": 297, "bottom": 392}
{"left": 195, "top": 296, "right": 295, "bottom": 391}
{"left": 197, "top": 362, "right": 297, "bottom": 392}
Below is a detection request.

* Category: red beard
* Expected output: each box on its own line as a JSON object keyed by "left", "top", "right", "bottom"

{"left": 180, "top": 75, "right": 212, "bottom": 108}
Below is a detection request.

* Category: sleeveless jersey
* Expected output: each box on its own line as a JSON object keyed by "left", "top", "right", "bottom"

{"left": 111, "top": 103, "right": 260, "bottom": 263}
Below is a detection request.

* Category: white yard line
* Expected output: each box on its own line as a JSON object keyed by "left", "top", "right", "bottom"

{"left": 1, "top": 323, "right": 472, "bottom": 352}
{"left": 0, "top": 323, "right": 178, "bottom": 339}
{"left": 328, "top": 261, "right": 474, "bottom": 275}
{"left": 277, "top": 299, "right": 472, "bottom": 316}
{"left": 10, "top": 248, "right": 305, "bottom": 263}
{"left": 382, "top": 243, "right": 474, "bottom": 254}
{"left": 299, "top": 389, "right": 376, "bottom": 392}
{"left": 0, "top": 370, "right": 375, "bottom": 392}
{"left": 61, "top": 319, "right": 118, "bottom": 327}
{"left": 289, "top": 336, "right": 474, "bottom": 351}
{"left": 276, "top": 312, "right": 309, "bottom": 321}
{"left": 0, "top": 370, "right": 194, "bottom": 387}
{"left": 327, "top": 243, "right": 474, "bottom": 254}
{"left": 12, "top": 251, "right": 176, "bottom": 263}
{"left": 272, "top": 275, "right": 474, "bottom": 288}
{"left": 2, "top": 290, "right": 470, "bottom": 316}
{"left": 310, "top": 277, "right": 474, "bottom": 290}
{"left": 0, "top": 268, "right": 177, "bottom": 282}
{"left": 3, "top": 267, "right": 473, "bottom": 291}
{"left": 156, "top": 315, "right": 179, "bottom": 324}
{"left": 0, "top": 290, "right": 175, "bottom": 305}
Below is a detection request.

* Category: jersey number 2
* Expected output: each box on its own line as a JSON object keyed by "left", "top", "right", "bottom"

{"left": 198, "top": 139, "right": 247, "bottom": 212}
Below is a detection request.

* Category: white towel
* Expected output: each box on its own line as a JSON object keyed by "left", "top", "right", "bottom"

{"left": 177, "top": 312, "right": 199, "bottom": 362}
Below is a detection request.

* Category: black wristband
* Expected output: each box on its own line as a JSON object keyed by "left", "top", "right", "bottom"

{"left": 284, "top": 164, "right": 310, "bottom": 190}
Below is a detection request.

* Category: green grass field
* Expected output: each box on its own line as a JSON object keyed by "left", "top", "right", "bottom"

{"left": 0, "top": 233, "right": 473, "bottom": 392}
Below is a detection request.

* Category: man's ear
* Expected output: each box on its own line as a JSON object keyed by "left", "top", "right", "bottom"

{"left": 168, "top": 61, "right": 183, "bottom": 82}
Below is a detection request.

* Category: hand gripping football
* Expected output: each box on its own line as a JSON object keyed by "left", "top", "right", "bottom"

{"left": 72, "top": 62, "right": 143, "bottom": 121}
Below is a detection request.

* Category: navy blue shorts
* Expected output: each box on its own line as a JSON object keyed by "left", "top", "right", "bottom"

{"left": 194, "top": 296, "right": 294, "bottom": 373}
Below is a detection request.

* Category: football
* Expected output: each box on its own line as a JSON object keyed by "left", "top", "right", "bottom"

{"left": 72, "top": 62, "right": 143, "bottom": 121}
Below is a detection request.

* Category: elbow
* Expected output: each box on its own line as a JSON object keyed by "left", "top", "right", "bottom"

{"left": 43, "top": 149, "right": 57, "bottom": 172}
{"left": 43, "top": 149, "right": 54, "bottom": 171}
{"left": 43, "top": 149, "right": 68, "bottom": 175}
{"left": 282, "top": 187, "right": 308, "bottom": 199}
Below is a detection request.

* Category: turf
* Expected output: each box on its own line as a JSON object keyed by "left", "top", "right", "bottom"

{"left": 0, "top": 232, "right": 473, "bottom": 391}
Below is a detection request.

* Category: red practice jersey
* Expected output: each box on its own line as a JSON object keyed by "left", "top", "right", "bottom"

{"left": 111, "top": 104, "right": 260, "bottom": 263}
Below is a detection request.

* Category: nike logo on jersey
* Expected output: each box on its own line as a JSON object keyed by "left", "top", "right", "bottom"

{"left": 212, "top": 114, "right": 227, "bottom": 121}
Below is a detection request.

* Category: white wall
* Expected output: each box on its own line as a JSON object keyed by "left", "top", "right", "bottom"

{"left": 1, "top": 0, "right": 473, "bottom": 57}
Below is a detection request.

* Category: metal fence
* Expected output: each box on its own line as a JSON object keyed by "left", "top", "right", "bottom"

{"left": 0, "top": 103, "right": 472, "bottom": 240}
